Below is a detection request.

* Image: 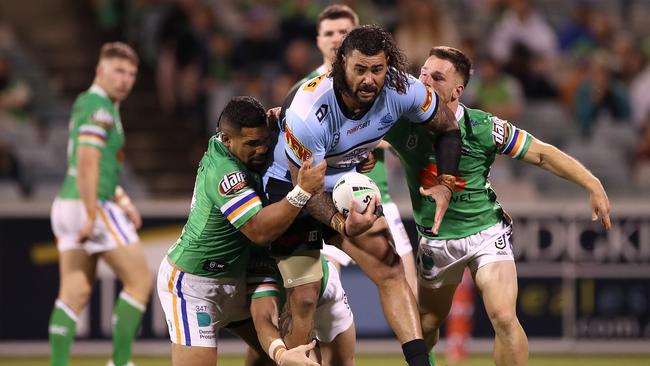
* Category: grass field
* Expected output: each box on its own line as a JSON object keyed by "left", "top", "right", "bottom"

{"left": 3, "top": 355, "right": 650, "bottom": 366}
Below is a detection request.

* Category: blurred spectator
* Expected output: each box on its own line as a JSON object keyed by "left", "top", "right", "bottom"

{"left": 489, "top": 0, "right": 558, "bottom": 99}
{"left": 631, "top": 61, "right": 650, "bottom": 131}
{"left": 231, "top": 5, "right": 281, "bottom": 73}
{"left": 0, "top": 53, "right": 31, "bottom": 124}
{"left": 558, "top": 1, "right": 599, "bottom": 54}
{"left": 156, "top": 0, "right": 211, "bottom": 114}
{"left": 394, "top": 0, "right": 459, "bottom": 74}
{"left": 282, "top": 38, "right": 317, "bottom": 82}
{"left": 278, "top": 0, "right": 319, "bottom": 45}
{"left": 467, "top": 55, "right": 524, "bottom": 122}
{"left": 488, "top": 0, "right": 558, "bottom": 64}
{"left": 610, "top": 33, "right": 645, "bottom": 85}
{"left": 575, "top": 52, "right": 631, "bottom": 138}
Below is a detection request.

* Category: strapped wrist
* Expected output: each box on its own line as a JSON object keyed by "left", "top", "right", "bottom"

{"left": 286, "top": 185, "right": 312, "bottom": 208}
{"left": 436, "top": 174, "right": 455, "bottom": 195}
{"left": 269, "top": 338, "right": 287, "bottom": 363}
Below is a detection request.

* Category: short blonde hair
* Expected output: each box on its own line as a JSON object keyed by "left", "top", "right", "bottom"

{"left": 99, "top": 42, "right": 139, "bottom": 66}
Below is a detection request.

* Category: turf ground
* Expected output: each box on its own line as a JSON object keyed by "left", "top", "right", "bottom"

{"left": 3, "top": 355, "right": 650, "bottom": 365}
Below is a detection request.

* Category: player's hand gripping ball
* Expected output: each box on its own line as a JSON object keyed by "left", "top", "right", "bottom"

{"left": 332, "top": 172, "right": 380, "bottom": 217}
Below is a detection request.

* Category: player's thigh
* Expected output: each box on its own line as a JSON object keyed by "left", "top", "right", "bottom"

{"left": 473, "top": 260, "right": 518, "bottom": 318}
{"left": 101, "top": 242, "right": 152, "bottom": 298}
{"left": 171, "top": 343, "right": 217, "bottom": 366}
{"left": 341, "top": 217, "right": 402, "bottom": 279}
{"left": 418, "top": 283, "right": 457, "bottom": 324}
{"left": 58, "top": 249, "right": 98, "bottom": 309}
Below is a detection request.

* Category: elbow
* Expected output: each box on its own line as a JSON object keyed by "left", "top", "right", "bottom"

{"left": 248, "top": 230, "right": 274, "bottom": 246}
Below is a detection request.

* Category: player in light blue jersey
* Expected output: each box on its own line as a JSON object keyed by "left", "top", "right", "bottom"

{"left": 264, "top": 25, "right": 462, "bottom": 366}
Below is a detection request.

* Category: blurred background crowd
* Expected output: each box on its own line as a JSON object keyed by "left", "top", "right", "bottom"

{"left": 1, "top": 0, "right": 649, "bottom": 202}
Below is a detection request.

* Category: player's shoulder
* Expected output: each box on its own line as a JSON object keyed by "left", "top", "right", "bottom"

{"left": 288, "top": 74, "right": 333, "bottom": 122}
{"left": 463, "top": 105, "right": 494, "bottom": 126}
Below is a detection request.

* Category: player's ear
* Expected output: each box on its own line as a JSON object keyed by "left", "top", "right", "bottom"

{"left": 453, "top": 84, "right": 464, "bottom": 101}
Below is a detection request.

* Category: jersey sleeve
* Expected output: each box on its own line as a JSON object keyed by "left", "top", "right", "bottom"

{"left": 490, "top": 116, "right": 534, "bottom": 159}
{"left": 210, "top": 162, "right": 263, "bottom": 229}
{"left": 77, "top": 98, "right": 114, "bottom": 151}
{"left": 395, "top": 75, "right": 439, "bottom": 125}
{"left": 283, "top": 108, "right": 327, "bottom": 167}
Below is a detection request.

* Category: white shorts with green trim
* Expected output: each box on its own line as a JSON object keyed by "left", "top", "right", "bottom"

{"left": 321, "top": 202, "right": 413, "bottom": 266}
{"left": 51, "top": 198, "right": 139, "bottom": 254}
{"left": 313, "top": 261, "right": 354, "bottom": 343}
{"left": 417, "top": 220, "right": 513, "bottom": 289}
{"left": 157, "top": 257, "right": 250, "bottom": 347}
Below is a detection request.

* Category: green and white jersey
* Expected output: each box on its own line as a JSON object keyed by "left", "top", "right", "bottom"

{"left": 247, "top": 246, "right": 329, "bottom": 305}
{"left": 365, "top": 148, "right": 392, "bottom": 204}
{"left": 167, "top": 134, "right": 263, "bottom": 278}
{"left": 58, "top": 85, "right": 124, "bottom": 200}
{"left": 385, "top": 104, "right": 533, "bottom": 240}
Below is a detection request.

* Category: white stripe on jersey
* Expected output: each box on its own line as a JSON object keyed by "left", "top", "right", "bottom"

{"left": 220, "top": 188, "right": 256, "bottom": 212}
{"left": 290, "top": 75, "right": 332, "bottom": 121}
{"left": 229, "top": 200, "right": 262, "bottom": 224}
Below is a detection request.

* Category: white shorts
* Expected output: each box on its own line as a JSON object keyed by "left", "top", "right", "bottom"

{"left": 157, "top": 257, "right": 250, "bottom": 347}
{"left": 51, "top": 198, "right": 139, "bottom": 254}
{"left": 314, "top": 262, "right": 354, "bottom": 343}
{"left": 417, "top": 220, "right": 514, "bottom": 289}
{"left": 321, "top": 202, "right": 412, "bottom": 266}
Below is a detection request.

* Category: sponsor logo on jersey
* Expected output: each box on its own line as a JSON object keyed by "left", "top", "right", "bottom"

{"left": 315, "top": 104, "right": 329, "bottom": 123}
{"left": 491, "top": 116, "right": 509, "bottom": 147}
{"left": 91, "top": 108, "right": 114, "bottom": 127}
{"left": 202, "top": 259, "right": 229, "bottom": 273}
{"left": 285, "top": 126, "right": 313, "bottom": 162}
{"left": 331, "top": 132, "right": 340, "bottom": 148}
{"left": 419, "top": 162, "right": 466, "bottom": 192}
{"left": 331, "top": 148, "right": 368, "bottom": 168}
{"left": 379, "top": 113, "right": 394, "bottom": 125}
{"left": 197, "top": 312, "right": 211, "bottom": 327}
{"left": 219, "top": 172, "right": 248, "bottom": 196}
{"left": 420, "top": 87, "right": 433, "bottom": 112}
{"left": 346, "top": 120, "right": 370, "bottom": 135}
{"left": 303, "top": 74, "right": 326, "bottom": 91}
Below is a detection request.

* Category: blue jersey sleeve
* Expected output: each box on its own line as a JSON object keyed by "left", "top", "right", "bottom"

{"left": 393, "top": 75, "right": 439, "bottom": 124}
{"left": 283, "top": 109, "right": 328, "bottom": 167}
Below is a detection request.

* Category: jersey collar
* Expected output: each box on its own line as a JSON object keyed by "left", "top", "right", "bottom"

{"left": 455, "top": 104, "right": 464, "bottom": 121}
{"left": 89, "top": 84, "right": 108, "bottom": 98}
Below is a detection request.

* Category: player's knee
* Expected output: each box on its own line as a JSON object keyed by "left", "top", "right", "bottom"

{"left": 123, "top": 270, "right": 153, "bottom": 301}
{"left": 60, "top": 282, "right": 93, "bottom": 312}
{"left": 420, "top": 311, "right": 443, "bottom": 336}
{"left": 289, "top": 283, "right": 320, "bottom": 312}
{"left": 488, "top": 307, "right": 517, "bottom": 333}
{"left": 370, "top": 257, "right": 405, "bottom": 285}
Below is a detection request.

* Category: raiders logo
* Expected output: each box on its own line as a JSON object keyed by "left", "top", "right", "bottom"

{"left": 219, "top": 172, "right": 247, "bottom": 196}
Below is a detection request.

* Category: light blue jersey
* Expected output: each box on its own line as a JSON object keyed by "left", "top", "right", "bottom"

{"left": 265, "top": 73, "right": 439, "bottom": 190}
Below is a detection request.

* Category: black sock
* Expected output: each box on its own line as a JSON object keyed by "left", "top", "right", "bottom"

{"left": 402, "top": 339, "right": 431, "bottom": 366}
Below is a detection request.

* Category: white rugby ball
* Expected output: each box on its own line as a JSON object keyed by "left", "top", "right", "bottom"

{"left": 332, "top": 172, "right": 380, "bottom": 217}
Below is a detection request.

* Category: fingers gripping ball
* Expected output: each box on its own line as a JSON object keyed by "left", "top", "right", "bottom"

{"left": 332, "top": 172, "right": 380, "bottom": 217}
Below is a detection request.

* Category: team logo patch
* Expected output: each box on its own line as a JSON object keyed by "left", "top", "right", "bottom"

{"left": 420, "top": 87, "right": 433, "bottom": 112}
{"left": 218, "top": 172, "right": 248, "bottom": 196}
{"left": 495, "top": 235, "right": 507, "bottom": 249}
{"left": 406, "top": 133, "right": 418, "bottom": 150}
{"left": 380, "top": 113, "right": 394, "bottom": 125}
{"left": 285, "top": 126, "right": 313, "bottom": 162}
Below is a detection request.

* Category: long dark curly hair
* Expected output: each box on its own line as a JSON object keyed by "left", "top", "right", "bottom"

{"left": 330, "top": 24, "right": 410, "bottom": 95}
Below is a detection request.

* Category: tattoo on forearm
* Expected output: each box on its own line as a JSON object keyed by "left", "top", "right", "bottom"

{"left": 329, "top": 212, "right": 346, "bottom": 235}
{"left": 427, "top": 103, "right": 458, "bottom": 133}
{"left": 305, "top": 192, "right": 338, "bottom": 225}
